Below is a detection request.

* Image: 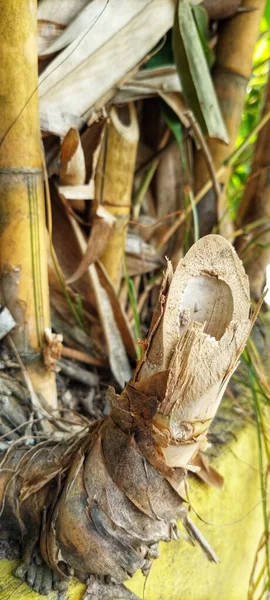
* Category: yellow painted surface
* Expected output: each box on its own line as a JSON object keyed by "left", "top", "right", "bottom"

{"left": 0, "top": 423, "right": 263, "bottom": 600}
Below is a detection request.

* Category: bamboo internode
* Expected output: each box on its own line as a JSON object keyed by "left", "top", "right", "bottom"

{"left": 0, "top": 0, "right": 56, "bottom": 405}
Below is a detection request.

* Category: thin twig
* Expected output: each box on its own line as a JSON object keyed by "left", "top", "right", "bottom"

{"left": 61, "top": 346, "right": 108, "bottom": 368}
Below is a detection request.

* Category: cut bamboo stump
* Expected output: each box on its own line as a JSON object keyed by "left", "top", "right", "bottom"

{"left": 96, "top": 104, "right": 139, "bottom": 292}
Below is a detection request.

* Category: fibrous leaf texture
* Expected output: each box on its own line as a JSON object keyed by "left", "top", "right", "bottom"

{"left": 0, "top": 235, "right": 252, "bottom": 599}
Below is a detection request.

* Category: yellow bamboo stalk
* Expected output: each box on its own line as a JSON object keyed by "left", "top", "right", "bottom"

{"left": 0, "top": 0, "right": 56, "bottom": 406}
{"left": 194, "top": 0, "right": 266, "bottom": 237}
{"left": 96, "top": 103, "right": 139, "bottom": 291}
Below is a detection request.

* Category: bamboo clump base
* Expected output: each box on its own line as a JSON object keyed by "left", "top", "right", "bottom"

{"left": 0, "top": 235, "right": 254, "bottom": 599}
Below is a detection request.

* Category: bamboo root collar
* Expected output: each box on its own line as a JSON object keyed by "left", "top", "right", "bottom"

{"left": 0, "top": 235, "right": 252, "bottom": 599}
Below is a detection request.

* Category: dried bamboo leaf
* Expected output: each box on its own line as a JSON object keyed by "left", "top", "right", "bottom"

{"left": 173, "top": 0, "right": 229, "bottom": 142}
{"left": 37, "top": 0, "right": 90, "bottom": 27}
{"left": 0, "top": 306, "right": 16, "bottom": 340}
{"left": 192, "top": 452, "right": 224, "bottom": 488}
{"left": 39, "top": 0, "right": 114, "bottom": 57}
{"left": 38, "top": 20, "right": 65, "bottom": 57}
{"left": 112, "top": 67, "right": 182, "bottom": 104}
{"left": 57, "top": 183, "right": 94, "bottom": 200}
{"left": 158, "top": 91, "right": 188, "bottom": 126}
{"left": 67, "top": 216, "right": 133, "bottom": 385}
{"left": 125, "top": 233, "right": 163, "bottom": 277}
{"left": 67, "top": 206, "right": 116, "bottom": 284}
{"left": 50, "top": 193, "right": 136, "bottom": 365}
{"left": 88, "top": 264, "right": 132, "bottom": 387}
{"left": 39, "top": 0, "right": 176, "bottom": 136}
{"left": 96, "top": 262, "right": 137, "bottom": 361}
{"left": 60, "top": 128, "right": 86, "bottom": 186}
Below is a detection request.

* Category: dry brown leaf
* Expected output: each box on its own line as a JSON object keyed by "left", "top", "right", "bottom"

{"left": 67, "top": 206, "right": 116, "bottom": 284}
{"left": 50, "top": 190, "right": 137, "bottom": 366}
{"left": 60, "top": 128, "right": 86, "bottom": 186}
{"left": 192, "top": 452, "right": 224, "bottom": 489}
{"left": 88, "top": 264, "right": 132, "bottom": 387}
{"left": 66, "top": 216, "right": 135, "bottom": 385}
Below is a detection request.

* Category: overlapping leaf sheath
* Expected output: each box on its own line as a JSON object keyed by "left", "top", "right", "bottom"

{"left": 0, "top": 235, "right": 252, "bottom": 598}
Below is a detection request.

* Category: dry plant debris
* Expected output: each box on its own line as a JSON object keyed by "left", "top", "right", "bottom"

{"left": 0, "top": 235, "right": 254, "bottom": 599}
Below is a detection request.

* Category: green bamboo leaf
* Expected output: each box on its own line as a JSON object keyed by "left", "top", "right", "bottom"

{"left": 172, "top": 0, "right": 229, "bottom": 143}
{"left": 192, "top": 5, "right": 215, "bottom": 68}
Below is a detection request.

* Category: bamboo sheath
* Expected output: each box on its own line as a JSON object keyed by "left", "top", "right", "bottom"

{"left": 0, "top": 0, "right": 56, "bottom": 405}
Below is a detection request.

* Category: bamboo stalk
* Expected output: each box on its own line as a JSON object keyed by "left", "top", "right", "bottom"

{"left": 194, "top": 0, "right": 266, "bottom": 237}
{"left": 0, "top": 0, "right": 56, "bottom": 406}
{"left": 96, "top": 104, "right": 139, "bottom": 291}
{"left": 236, "top": 77, "right": 270, "bottom": 297}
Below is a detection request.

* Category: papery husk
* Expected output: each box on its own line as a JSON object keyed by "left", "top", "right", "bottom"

{"left": 134, "top": 235, "right": 251, "bottom": 474}
{"left": 0, "top": 235, "right": 253, "bottom": 599}
{"left": 60, "top": 127, "right": 86, "bottom": 212}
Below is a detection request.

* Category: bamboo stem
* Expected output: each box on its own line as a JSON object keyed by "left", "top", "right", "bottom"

{"left": 194, "top": 0, "right": 266, "bottom": 237}
{"left": 96, "top": 104, "right": 139, "bottom": 291}
{"left": 236, "top": 77, "right": 270, "bottom": 297}
{"left": 0, "top": 0, "right": 56, "bottom": 406}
